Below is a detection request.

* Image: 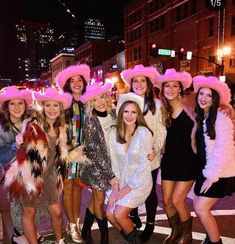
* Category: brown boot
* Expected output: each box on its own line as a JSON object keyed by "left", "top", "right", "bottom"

{"left": 163, "top": 212, "right": 182, "bottom": 244}
{"left": 177, "top": 217, "right": 193, "bottom": 244}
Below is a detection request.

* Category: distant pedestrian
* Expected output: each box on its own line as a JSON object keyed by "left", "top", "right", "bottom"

{"left": 106, "top": 92, "right": 153, "bottom": 244}
{"left": 55, "top": 64, "right": 90, "bottom": 243}
{"left": 79, "top": 82, "right": 116, "bottom": 244}
{"left": 155, "top": 68, "right": 198, "bottom": 244}
{"left": 192, "top": 75, "right": 235, "bottom": 244}
{"left": 121, "top": 64, "right": 166, "bottom": 242}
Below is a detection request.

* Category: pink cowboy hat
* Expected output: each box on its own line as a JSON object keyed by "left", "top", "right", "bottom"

{"left": 120, "top": 64, "right": 159, "bottom": 87}
{"left": 34, "top": 87, "right": 73, "bottom": 109}
{"left": 0, "top": 86, "right": 33, "bottom": 106}
{"left": 155, "top": 68, "right": 192, "bottom": 90}
{"left": 79, "top": 82, "right": 112, "bottom": 103}
{"left": 116, "top": 92, "right": 145, "bottom": 115}
{"left": 55, "top": 64, "right": 91, "bottom": 90}
{"left": 193, "top": 75, "right": 231, "bottom": 105}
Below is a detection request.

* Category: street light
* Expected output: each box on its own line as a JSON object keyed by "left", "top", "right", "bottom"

{"left": 217, "top": 46, "right": 231, "bottom": 76}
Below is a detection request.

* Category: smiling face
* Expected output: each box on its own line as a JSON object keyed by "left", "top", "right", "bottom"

{"left": 93, "top": 94, "right": 108, "bottom": 112}
{"left": 197, "top": 87, "right": 213, "bottom": 114}
{"left": 122, "top": 103, "right": 138, "bottom": 127}
{"left": 131, "top": 76, "right": 147, "bottom": 97}
{"left": 163, "top": 80, "right": 181, "bottom": 101}
{"left": 8, "top": 99, "right": 26, "bottom": 121}
{"left": 43, "top": 100, "right": 61, "bottom": 122}
{"left": 70, "top": 75, "right": 85, "bottom": 96}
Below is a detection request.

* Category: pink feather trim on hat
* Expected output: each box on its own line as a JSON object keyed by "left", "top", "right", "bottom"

{"left": 155, "top": 68, "right": 192, "bottom": 90}
{"left": 120, "top": 64, "right": 159, "bottom": 87}
{"left": 55, "top": 64, "right": 91, "bottom": 90}
{"left": 34, "top": 87, "right": 72, "bottom": 109}
{"left": 193, "top": 75, "right": 231, "bottom": 105}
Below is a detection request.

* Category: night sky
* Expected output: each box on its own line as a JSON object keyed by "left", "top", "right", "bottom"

{"left": 0, "top": 0, "right": 127, "bottom": 80}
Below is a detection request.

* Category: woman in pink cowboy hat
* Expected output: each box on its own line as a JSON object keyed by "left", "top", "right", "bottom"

{"left": 155, "top": 68, "right": 198, "bottom": 244}
{"left": 106, "top": 92, "right": 153, "bottom": 244}
{"left": 79, "top": 82, "right": 116, "bottom": 244}
{"left": 55, "top": 64, "right": 90, "bottom": 243}
{"left": 4, "top": 87, "right": 87, "bottom": 244}
{"left": 121, "top": 64, "right": 166, "bottom": 242}
{"left": 0, "top": 86, "right": 47, "bottom": 243}
{"left": 192, "top": 76, "right": 235, "bottom": 244}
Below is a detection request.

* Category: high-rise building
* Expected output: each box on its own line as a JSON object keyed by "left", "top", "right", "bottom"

{"left": 84, "top": 18, "right": 106, "bottom": 40}
{"left": 15, "top": 20, "right": 57, "bottom": 81}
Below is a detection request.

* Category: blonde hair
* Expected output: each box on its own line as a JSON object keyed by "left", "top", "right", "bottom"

{"left": 85, "top": 93, "right": 113, "bottom": 120}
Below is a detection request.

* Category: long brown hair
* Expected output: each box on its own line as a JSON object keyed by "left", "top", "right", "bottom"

{"left": 130, "top": 76, "right": 156, "bottom": 115}
{"left": 159, "top": 81, "right": 184, "bottom": 127}
{"left": 0, "top": 100, "right": 30, "bottom": 132}
{"left": 116, "top": 101, "right": 153, "bottom": 144}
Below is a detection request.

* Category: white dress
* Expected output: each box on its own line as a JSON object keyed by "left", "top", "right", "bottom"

{"left": 107, "top": 126, "right": 153, "bottom": 209}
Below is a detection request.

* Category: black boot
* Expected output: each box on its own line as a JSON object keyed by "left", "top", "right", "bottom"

{"left": 130, "top": 208, "right": 142, "bottom": 229}
{"left": 127, "top": 229, "right": 141, "bottom": 244}
{"left": 177, "top": 217, "right": 193, "bottom": 244}
{"left": 96, "top": 217, "right": 109, "bottom": 244}
{"left": 81, "top": 208, "right": 95, "bottom": 240}
{"left": 201, "top": 237, "right": 223, "bottom": 244}
{"left": 120, "top": 229, "right": 129, "bottom": 242}
{"left": 163, "top": 212, "right": 182, "bottom": 244}
{"left": 140, "top": 223, "right": 154, "bottom": 243}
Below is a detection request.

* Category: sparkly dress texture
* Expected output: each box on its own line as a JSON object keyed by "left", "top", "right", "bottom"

{"left": 161, "top": 110, "right": 197, "bottom": 181}
{"left": 21, "top": 136, "right": 60, "bottom": 207}
{"left": 80, "top": 112, "right": 116, "bottom": 191}
{"left": 108, "top": 127, "right": 153, "bottom": 208}
{"left": 66, "top": 101, "right": 85, "bottom": 179}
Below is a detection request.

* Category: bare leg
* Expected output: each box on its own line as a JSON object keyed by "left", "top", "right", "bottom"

{"left": 47, "top": 204, "right": 63, "bottom": 242}
{"left": 22, "top": 207, "right": 37, "bottom": 244}
{"left": 92, "top": 190, "right": 105, "bottom": 219}
{"left": 194, "top": 196, "right": 220, "bottom": 242}
{"left": 172, "top": 181, "right": 194, "bottom": 221}
{"left": 63, "top": 179, "right": 75, "bottom": 222}
{"left": 106, "top": 206, "right": 122, "bottom": 230}
{"left": 73, "top": 178, "right": 82, "bottom": 219}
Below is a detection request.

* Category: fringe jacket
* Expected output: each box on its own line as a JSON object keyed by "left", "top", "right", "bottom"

{"left": 4, "top": 117, "right": 76, "bottom": 198}
{"left": 202, "top": 111, "right": 235, "bottom": 184}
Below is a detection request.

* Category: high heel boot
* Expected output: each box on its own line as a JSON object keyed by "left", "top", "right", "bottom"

{"left": 81, "top": 208, "right": 95, "bottom": 240}
{"left": 66, "top": 222, "right": 83, "bottom": 243}
{"left": 96, "top": 217, "right": 109, "bottom": 244}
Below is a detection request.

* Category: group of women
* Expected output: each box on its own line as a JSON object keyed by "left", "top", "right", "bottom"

{"left": 0, "top": 63, "right": 234, "bottom": 244}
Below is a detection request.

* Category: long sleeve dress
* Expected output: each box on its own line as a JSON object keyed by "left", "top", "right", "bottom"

{"left": 108, "top": 126, "right": 153, "bottom": 209}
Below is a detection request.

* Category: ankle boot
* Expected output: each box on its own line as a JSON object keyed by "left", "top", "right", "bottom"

{"left": 96, "top": 217, "right": 109, "bottom": 244}
{"left": 120, "top": 229, "right": 129, "bottom": 242}
{"left": 201, "top": 237, "right": 223, "bottom": 244}
{"left": 66, "top": 222, "right": 83, "bottom": 243}
{"left": 130, "top": 208, "right": 142, "bottom": 229}
{"left": 163, "top": 212, "right": 182, "bottom": 244}
{"left": 55, "top": 238, "right": 66, "bottom": 244}
{"left": 140, "top": 223, "right": 154, "bottom": 242}
{"left": 81, "top": 208, "right": 95, "bottom": 240}
{"left": 127, "top": 229, "right": 141, "bottom": 244}
{"left": 177, "top": 217, "right": 193, "bottom": 244}
{"left": 76, "top": 217, "right": 82, "bottom": 234}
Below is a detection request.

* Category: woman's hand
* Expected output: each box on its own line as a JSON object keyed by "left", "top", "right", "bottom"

{"left": 200, "top": 179, "right": 213, "bottom": 193}
{"left": 16, "top": 133, "right": 24, "bottom": 148}
{"left": 116, "top": 185, "right": 132, "bottom": 201}
{"left": 68, "top": 146, "right": 84, "bottom": 162}
{"left": 147, "top": 148, "right": 157, "bottom": 161}
{"left": 108, "top": 190, "right": 119, "bottom": 207}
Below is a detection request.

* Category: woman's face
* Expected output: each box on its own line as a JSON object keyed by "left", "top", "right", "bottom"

{"left": 43, "top": 101, "right": 61, "bottom": 122}
{"left": 197, "top": 87, "right": 213, "bottom": 113}
{"left": 8, "top": 99, "right": 26, "bottom": 120}
{"left": 163, "top": 80, "right": 181, "bottom": 101}
{"left": 93, "top": 94, "right": 107, "bottom": 112}
{"left": 70, "top": 75, "right": 84, "bottom": 95}
{"left": 122, "top": 103, "right": 138, "bottom": 127}
{"left": 131, "top": 76, "right": 147, "bottom": 97}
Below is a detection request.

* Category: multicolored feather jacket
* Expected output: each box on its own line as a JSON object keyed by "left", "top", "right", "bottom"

{"left": 4, "top": 117, "right": 69, "bottom": 198}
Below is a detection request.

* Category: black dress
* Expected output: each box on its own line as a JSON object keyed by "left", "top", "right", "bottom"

{"left": 161, "top": 110, "right": 197, "bottom": 181}
{"left": 194, "top": 124, "right": 235, "bottom": 198}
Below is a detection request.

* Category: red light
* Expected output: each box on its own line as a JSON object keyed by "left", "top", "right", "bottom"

{"left": 151, "top": 43, "right": 157, "bottom": 49}
{"left": 180, "top": 47, "right": 185, "bottom": 53}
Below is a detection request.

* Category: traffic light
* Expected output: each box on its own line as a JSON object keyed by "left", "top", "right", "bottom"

{"left": 150, "top": 43, "right": 158, "bottom": 57}
{"left": 178, "top": 47, "right": 185, "bottom": 60}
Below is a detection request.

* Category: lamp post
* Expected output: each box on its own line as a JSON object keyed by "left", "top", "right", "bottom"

{"left": 217, "top": 47, "right": 231, "bottom": 76}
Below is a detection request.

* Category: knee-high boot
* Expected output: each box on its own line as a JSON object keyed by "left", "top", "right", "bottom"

{"left": 177, "top": 217, "right": 193, "bottom": 244}
{"left": 96, "top": 217, "right": 109, "bottom": 244}
{"left": 127, "top": 229, "right": 141, "bottom": 244}
{"left": 163, "top": 212, "right": 182, "bottom": 244}
{"left": 81, "top": 208, "right": 95, "bottom": 240}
